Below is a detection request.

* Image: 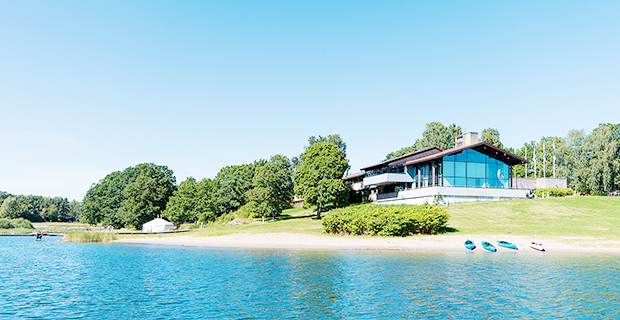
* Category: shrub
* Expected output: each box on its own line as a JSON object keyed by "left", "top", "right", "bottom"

{"left": 0, "top": 218, "right": 12, "bottom": 229}
{"left": 0, "top": 218, "right": 34, "bottom": 229}
{"left": 533, "top": 188, "right": 573, "bottom": 198}
{"left": 322, "top": 204, "right": 449, "bottom": 236}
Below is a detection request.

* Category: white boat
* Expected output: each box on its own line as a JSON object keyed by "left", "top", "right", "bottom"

{"left": 530, "top": 242, "right": 545, "bottom": 252}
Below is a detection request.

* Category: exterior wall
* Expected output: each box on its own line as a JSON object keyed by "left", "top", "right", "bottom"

{"left": 363, "top": 172, "right": 414, "bottom": 186}
{"left": 374, "top": 186, "right": 531, "bottom": 205}
{"left": 512, "top": 178, "right": 567, "bottom": 189}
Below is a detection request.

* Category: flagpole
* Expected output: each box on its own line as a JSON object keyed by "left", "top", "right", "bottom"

{"left": 553, "top": 141, "right": 556, "bottom": 178}
{"left": 543, "top": 141, "right": 546, "bottom": 178}
{"left": 534, "top": 145, "right": 537, "bottom": 179}
{"left": 525, "top": 146, "right": 528, "bottom": 179}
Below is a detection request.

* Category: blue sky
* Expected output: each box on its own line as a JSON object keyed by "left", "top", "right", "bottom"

{"left": 1, "top": 1, "right": 619, "bottom": 201}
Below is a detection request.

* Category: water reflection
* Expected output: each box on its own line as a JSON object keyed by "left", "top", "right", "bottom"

{"left": 2, "top": 237, "right": 620, "bottom": 319}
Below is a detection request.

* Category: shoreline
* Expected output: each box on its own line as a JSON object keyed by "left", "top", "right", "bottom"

{"left": 112, "top": 232, "right": 620, "bottom": 254}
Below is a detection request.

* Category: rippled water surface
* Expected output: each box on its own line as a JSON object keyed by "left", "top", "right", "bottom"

{"left": 2, "top": 236, "right": 620, "bottom": 319}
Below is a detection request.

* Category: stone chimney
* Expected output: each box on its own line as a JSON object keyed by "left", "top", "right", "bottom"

{"left": 455, "top": 132, "right": 478, "bottom": 148}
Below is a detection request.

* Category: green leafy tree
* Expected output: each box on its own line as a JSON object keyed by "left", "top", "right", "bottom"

{"left": 120, "top": 176, "right": 169, "bottom": 229}
{"left": 576, "top": 125, "right": 620, "bottom": 195}
{"left": 480, "top": 128, "right": 504, "bottom": 149}
{"left": 294, "top": 142, "right": 349, "bottom": 218}
{"left": 247, "top": 154, "right": 294, "bottom": 219}
{"left": 164, "top": 177, "right": 220, "bottom": 223}
{"left": 67, "top": 200, "right": 81, "bottom": 221}
{"left": 215, "top": 160, "right": 265, "bottom": 213}
{"left": 385, "top": 122, "right": 462, "bottom": 160}
{"left": 0, "top": 197, "right": 21, "bottom": 219}
{"left": 292, "top": 134, "right": 347, "bottom": 172}
{"left": 81, "top": 163, "right": 176, "bottom": 228}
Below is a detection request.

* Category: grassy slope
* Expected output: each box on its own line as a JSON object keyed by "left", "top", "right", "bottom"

{"left": 193, "top": 207, "right": 324, "bottom": 237}
{"left": 446, "top": 197, "right": 620, "bottom": 239}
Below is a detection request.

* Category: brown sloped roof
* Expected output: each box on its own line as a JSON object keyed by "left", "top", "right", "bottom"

{"left": 360, "top": 147, "right": 443, "bottom": 171}
{"left": 342, "top": 171, "right": 365, "bottom": 181}
{"left": 402, "top": 141, "right": 528, "bottom": 166}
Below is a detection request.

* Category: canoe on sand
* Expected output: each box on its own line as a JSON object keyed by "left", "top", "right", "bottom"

{"left": 497, "top": 240, "right": 518, "bottom": 250}
{"left": 481, "top": 241, "right": 497, "bottom": 252}
{"left": 464, "top": 239, "right": 476, "bottom": 250}
{"left": 530, "top": 242, "right": 545, "bottom": 252}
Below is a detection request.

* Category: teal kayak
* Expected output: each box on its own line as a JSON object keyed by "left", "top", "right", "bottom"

{"left": 481, "top": 241, "right": 497, "bottom": 252}
{"left": 497, "top": 240, "right": 518, "bottom": 250}
{"left": 464, "top": 239, "right": 476, "bottom": 250}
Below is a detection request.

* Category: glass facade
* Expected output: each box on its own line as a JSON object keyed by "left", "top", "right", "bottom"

{"left": 442, "top": 149, "right": 509, "bottom": 188}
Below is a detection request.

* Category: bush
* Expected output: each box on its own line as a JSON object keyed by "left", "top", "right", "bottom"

{"left": 322, "top": 204, "right": 449, "bottom": 236}
{"left": 533, "top": 188, "right": 573, "bottom": 198}
{"left": 0, "top": 218, "right": 34, "bottom": 229}
{"left": 0, "top": 218, "right": 12, "bottom": 229}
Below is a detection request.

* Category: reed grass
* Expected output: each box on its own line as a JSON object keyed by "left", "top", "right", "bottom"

{"left": 62, "top": 232, "right": 118, "bottom": 243}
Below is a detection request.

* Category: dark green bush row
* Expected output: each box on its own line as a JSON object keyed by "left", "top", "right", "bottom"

{"left": 533, "top": 188, "right": 573, "bottom": 198}
{"left": 322, "top": 204, "right": 448, "bottom": 236}
{"left": 0, "top": 218, "right": 34, "bottom": 229}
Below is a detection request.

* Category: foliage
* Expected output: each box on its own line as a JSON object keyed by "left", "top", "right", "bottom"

{"left": 214, "top": 160, "right": 266, "bottom": 214}
{"left": 532, "top": 188, "right": 573, "bottom": 198}
{"left": 480, "top": 128, "right": 503, "bottom": 148}
{"left": 246, "top": 154, "right": 294, "bottom": 219}
{"left": 120, "top": 176, "right": 169, "bottom": 229}
{"left": 0, "top": 218, "right": 34, "bottom": 229}
{"left": 164, "top": 177, "right": 219, "bottom": 223}
{"left": 385, "top": 122, "right": 462, "bottom": 160}
{"left": 81, "top": 163, "right": 176, "bottom": 228}
{"left": 576, "top": 125, "right": 620, "bottom": 195}
{"left": 292, "top": 134, "right": 347, "bottom": 172}
{"left": 294, "top": 142, "right": 349, "bottom": 218}
{"left": 0, "top": 195, "right": 75, "bottom": 222}
{"left": 62, "top": 232, "right": 117, "bottom": 243}
{"left": 322, "top": 204, "right": 449, "bottom": 236}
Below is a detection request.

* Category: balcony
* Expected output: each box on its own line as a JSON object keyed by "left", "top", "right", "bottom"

{"left": 363, "top": 173, "right": 414, "bottom": 186}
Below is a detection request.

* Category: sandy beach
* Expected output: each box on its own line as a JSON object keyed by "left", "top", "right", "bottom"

{"left": 113, "top": 232, "right": 620, "bottom": 254}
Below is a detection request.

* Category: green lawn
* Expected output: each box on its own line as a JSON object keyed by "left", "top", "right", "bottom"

{"left": 446, "top": 196, "right": 620, "bottom": 238}
{"left": 193, "top": 207, "right": 324, "bottom": 237}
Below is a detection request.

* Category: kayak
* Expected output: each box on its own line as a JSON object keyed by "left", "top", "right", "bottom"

{"left": 530, "top": 242, "right": 545, "bottom": 252}
{"left": 481, "top": 241, "right": 497, "bottom": 252}
{"left": 464, "top": 239, "right": 476, "bottom": 250}
{"left": 497, "top": 240, "right": 518, "bottom": 250}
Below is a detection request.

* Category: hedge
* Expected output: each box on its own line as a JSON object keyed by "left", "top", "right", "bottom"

{"left": 322, "top": 204, "right": 448, "bottom": 236}
{"left": 533, "top": 188, "right": 573, "bottom": 198}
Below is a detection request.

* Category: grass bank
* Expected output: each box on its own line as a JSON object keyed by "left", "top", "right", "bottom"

{"left": 194, "top": 206, "right": 324, "bottom": 237}
{"left": 62, "top": 232, "right": 118, "bottom": 243}
{"left": 446, "top": 196, "right": 620, "bottom": 239}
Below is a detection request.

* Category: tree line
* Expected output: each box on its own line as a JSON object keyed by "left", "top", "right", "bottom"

{"left": 385, "top": 122, "right": 620, "bottom": 195}
{"left": 0, "top": 191, "right": 80, "bottom": 222}
{"left": 78, "top": 135, "right": 350, "bottom": 229}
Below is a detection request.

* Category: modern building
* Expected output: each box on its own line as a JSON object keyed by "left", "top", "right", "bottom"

{"left": 343, "top": 132, "right": 535, "bottom": 205}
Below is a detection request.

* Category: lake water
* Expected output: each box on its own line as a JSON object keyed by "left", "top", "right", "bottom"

{"left": 1, "top": 237, "right": 619, "bottom": 319}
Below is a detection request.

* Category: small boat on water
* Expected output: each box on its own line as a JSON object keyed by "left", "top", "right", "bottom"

{"left": 497, "top": 240, "right": 518, "bottom": 250}
{"left": 481, "top": 241, "right": 497, "bottom": 252}
{"left": 464, "top": 239, "right": 476, "bottom": 250}
{"left": 530, "top": 242, "right": 545, "bottom": 252}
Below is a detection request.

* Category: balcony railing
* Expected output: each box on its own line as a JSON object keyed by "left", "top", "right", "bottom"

{"left": 363, "top": 173, "right": 414, "bottom": 186}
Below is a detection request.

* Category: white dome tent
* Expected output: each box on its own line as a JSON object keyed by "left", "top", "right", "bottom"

{"left": 142, "top": 217, "right": 173, "bottom": 233}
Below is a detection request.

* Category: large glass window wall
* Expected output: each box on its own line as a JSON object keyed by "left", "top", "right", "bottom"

{"left": 442, "top": 149, "right": 509, "bottom": 188}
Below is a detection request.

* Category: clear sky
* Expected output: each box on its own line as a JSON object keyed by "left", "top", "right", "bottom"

{"left": 1, "top": 1, "right": 619, "bottom": 201}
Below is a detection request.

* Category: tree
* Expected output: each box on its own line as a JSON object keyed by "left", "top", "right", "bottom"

{"left": 247, "top": 154, "right": 294, "bottom": 219}
{"left": 67, "top": 200, "right": 81, "bottom": 221}
{"left": 480, "top": 128, "right": 503, "bottom": 149}
{"left": 292, "top": 134, "right": 347, "bottom": 172}
{"left": 215, "top": 160, "right": 266, "bottom": 213}
{"left": 163, "top": 177, "right": 219, "bottom": 223}
{"left": 0, "top": 197, "right": 21, "bottom": 219}
{"left": 120, "top": 176, "right": 169, "bottom": 229}
{"left": 576, "top": 125, "right": 620, "bottom": 195}
{"left": 81, "top": 163, "right": 176, "bottom": 228}
{"left": 385, "top": 122, "right": 462, "bottom": 160}
{"left": 294, "top": 142, "right": 349, "bottom": 218}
